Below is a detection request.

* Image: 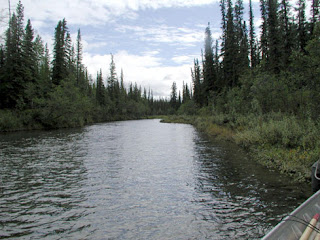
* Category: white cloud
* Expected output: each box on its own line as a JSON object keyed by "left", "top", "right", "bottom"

{"left": 172, "top": 55, "right": 193, "bottom": 64}
{"left": 83, "top": 50, "right": 193, "bottom": 98}
{"left": 116, "top": 24, "right": 204, "bottom": 45}
{"left": 1, "top": 0, "right": 208, "bottom": 97}
{"left": 3, "top": 0, "right": 217, "bottom": 27}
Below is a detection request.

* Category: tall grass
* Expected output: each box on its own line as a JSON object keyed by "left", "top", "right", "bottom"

{"left": 163, "top": 111, "right": 320, "bottom": 182}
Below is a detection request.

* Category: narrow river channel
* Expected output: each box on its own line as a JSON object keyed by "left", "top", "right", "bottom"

{"left": 0, "top": 119, "right": 311, "bottom": 239}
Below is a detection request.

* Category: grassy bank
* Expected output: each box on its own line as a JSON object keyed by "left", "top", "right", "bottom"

{"left": 162, "top": 113, "right": 320, "bottom": 182}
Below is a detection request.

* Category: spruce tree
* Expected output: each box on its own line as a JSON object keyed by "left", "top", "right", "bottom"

{"left": 249, "top": 0, "right": 258, "bottom": 68}
{"left": 38, "top": 43, "right": 51, "bottom": 97}
{"left": 65, "top": 32, "right": 74, "bottom": 77}
{"left": 267, "top": 0, "right": 281, "bottom": 73}
{"left": 279, "top": 0, "right": 293, "bottom": 67}
{"left": 76, "top": 29, "right": 83, "bottom": 86}
{"left": 260, "top": 0, "right": 268, "bottom": 62}
{"left": 234, "top": 0, "right": 249, "bottom": 76}
{"left": 96, "top": 69, "right": 105, "bottom": 106}
{"left": 311, "top": 0, "right": 319, "bottom": 34}
{"left": 2, "top": 1, "right": 25, "bottom": 108}
{"left": 107, "top": 54, "right": 117, "bottom": 101}
{"left": 52, "top": 19, "right": 68, "bottom": 85}
{"left": 170, "top": 82, "right": 178, "bottom": 110}
{"left": 33, "top": 35, "right": 44, "bottom": 74}
{"left": 192, "top": 58, "right": 203, "bottom": 107}
{"left": 182, "top": 82, "right": 191, "bottom": 103}
{"left": 223, "top": 0, "right": 237, "bottom": 87}
{"left": 23, "top": 19, "right": 36, "bottom": 84}
{"left": 239, "top": 22, "right": 249, "bottom": 71}
{"left": 22, "top": 19, "right": 39, "bottom": 107}
{"left": 203, "top": 23, "right": 216, "bottom": 104}
{"left": 297, "top": 0, "right": 308, "bottom": 52}
{"left": 220, "top": 0, "right": 227, "bottom": 55}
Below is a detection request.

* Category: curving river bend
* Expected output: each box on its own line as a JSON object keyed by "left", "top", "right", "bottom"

{"left": 0, "top": 119, "right": 311, "bottom": 239}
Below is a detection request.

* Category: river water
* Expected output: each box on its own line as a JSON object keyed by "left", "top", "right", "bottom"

{"left": 0, "top": 119, "right": 311, "bottom": 239}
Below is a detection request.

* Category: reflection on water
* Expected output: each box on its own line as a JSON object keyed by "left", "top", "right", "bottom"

{"left": 0, "top": 129, "right": 88, "bottom": 239}
{"left": 0, "top": 119, "right": 311, "bottom": 239}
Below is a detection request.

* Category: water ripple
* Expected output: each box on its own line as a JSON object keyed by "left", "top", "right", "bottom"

{"left": 0, "top": 120, "right": 311, "bottom": 239}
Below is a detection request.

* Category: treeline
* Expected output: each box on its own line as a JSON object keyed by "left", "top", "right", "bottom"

{"left": 0, "top": 1, "right": 169, "bottom": 131}
{"left": 171, "top": 0, "right": 320, "bottom": 121}
{"left": 167, "top": 0, "right": 320, "bottom": 180}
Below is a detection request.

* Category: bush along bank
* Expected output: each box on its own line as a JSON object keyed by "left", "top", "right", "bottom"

{"left": 162, "top": 112, "right": 320, "bottom": 183}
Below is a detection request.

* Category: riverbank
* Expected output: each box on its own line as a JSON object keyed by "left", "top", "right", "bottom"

{"left": 0, "top": 108, "right": 147, "bottom": 132}
{"left": 161, "top": 113, "right": 320, "bottom": 183}
{"left": 2, "top": 108, "right": 318, "bottom": 183}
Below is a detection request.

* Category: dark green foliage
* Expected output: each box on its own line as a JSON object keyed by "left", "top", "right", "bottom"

{"left": 0, "top": 2, "right": 164, "bottom": 131}
{"left": 182, "top": 82, "right": 191, "bottom": 104}
{"left": 279, "top": 0, "right": 293, "bottom": 67}
{"left": 96, "top": 69, "right": 106, "bottom": 106}
{"left": 223, "top": 0, "right": 237, "bottom": 88}
{"left": 249, "top": 0, "right": 258, "bottom": 68}
{"left": 260, "top": 0, "right": 268, "bottom": 62}
{"left": 203, "top": 24, "right": 216, "bottom": 102}
{"left": 52, "top": 19, "right": 68, "bottom": 85}
{"left": 192, "top": 58, "right": 204, "bottom": 107}
{"left": 1, "top": 1, "right": 25, "bottom": 109}
{"left": 267, "top": 0, "right": 282, "bottom": 73}
{"left": 184, "top": 0, "right": 320, "bottom": 138}
{"left": 178, "top": 100, "right": 198, "bottom": 115}
{"left": 36, "top": 80, "right": 93, "bottom": 128}
{"left": 170, "top": 82, "right": 178, "bottom": 111}
{"left": 297, "top": 0, "right": 308, "bottom": 53}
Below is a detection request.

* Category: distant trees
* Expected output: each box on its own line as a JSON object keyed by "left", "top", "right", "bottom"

{"left": 0, "top": 1, "right": 168, "bottom": 130}
{"left": 191, "top": 59, "right": 203, "bottom": 107}
{"left": 170, "top": 82, "right": 178, "bottom": 111}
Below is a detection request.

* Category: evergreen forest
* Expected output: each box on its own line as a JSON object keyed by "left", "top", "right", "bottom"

{"left": 166, "top": 0, "right": 320, "bottom": 181}
{"left": 0, "top": 1, "right": 170, "bottom": 131}
{"left": 1, "top": 0, "right": 320, "bottom": 179}
{"left": 170, "top": 0, "right": 320, "bottom": 120}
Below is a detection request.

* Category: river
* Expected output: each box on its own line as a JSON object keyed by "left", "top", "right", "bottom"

{"left": 0, "top": 119, "right": 311, "bottom": 239}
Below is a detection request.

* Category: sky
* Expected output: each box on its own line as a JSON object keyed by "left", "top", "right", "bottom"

{"left": 0, "top": 0, "right": 264, "bottom": 98}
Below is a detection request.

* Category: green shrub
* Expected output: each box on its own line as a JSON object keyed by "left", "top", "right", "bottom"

{"left": 0, "top": 110, "right": 22, "bottom": 131}
{"left": 177, "top": 101, "right": 198, "bottom": 115}
{"left": 234, "top": 114, "right": 320, "bottom": 150}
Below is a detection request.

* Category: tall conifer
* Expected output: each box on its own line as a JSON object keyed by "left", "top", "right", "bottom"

{"left": 267, "top": 0, "right": 281, "bottom": 73}
{"left": 249, "top": 0, "right": 258, "bottom": 68}
{"left": 223, "top": 0, "right": 237, "bottom": 87}
{"left": 260, "top": 0, "right": 268, "bottom": 62}
{"left": 279, "top": 0, "right": 293, "bottom": 67}
{"left": 1, "top": 1, "right": 25, "bottom": 108}
{"left": 203, "top": 23, "right": 216, "bottom": 104}
{"left": 23, "top": 19, "right": 36, "bottom": 84}
{"left": 76, "top": 29, "right": 83, "bottom": 86}
{"left": 297, "top": 0, "right": 308, "bottom": 52}
{"left": 52, "top": 19, "right": 68, "bottom": 85}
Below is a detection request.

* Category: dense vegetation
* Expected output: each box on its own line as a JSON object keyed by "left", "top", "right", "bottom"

{"left": 0, "top": 1, "right": 171, "bottom": 131}
{"left": 1, "top": 0, "right": 319, "bottom": 180}
{"left": 168, "top": 0, "right": 320, "bottom": 181}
